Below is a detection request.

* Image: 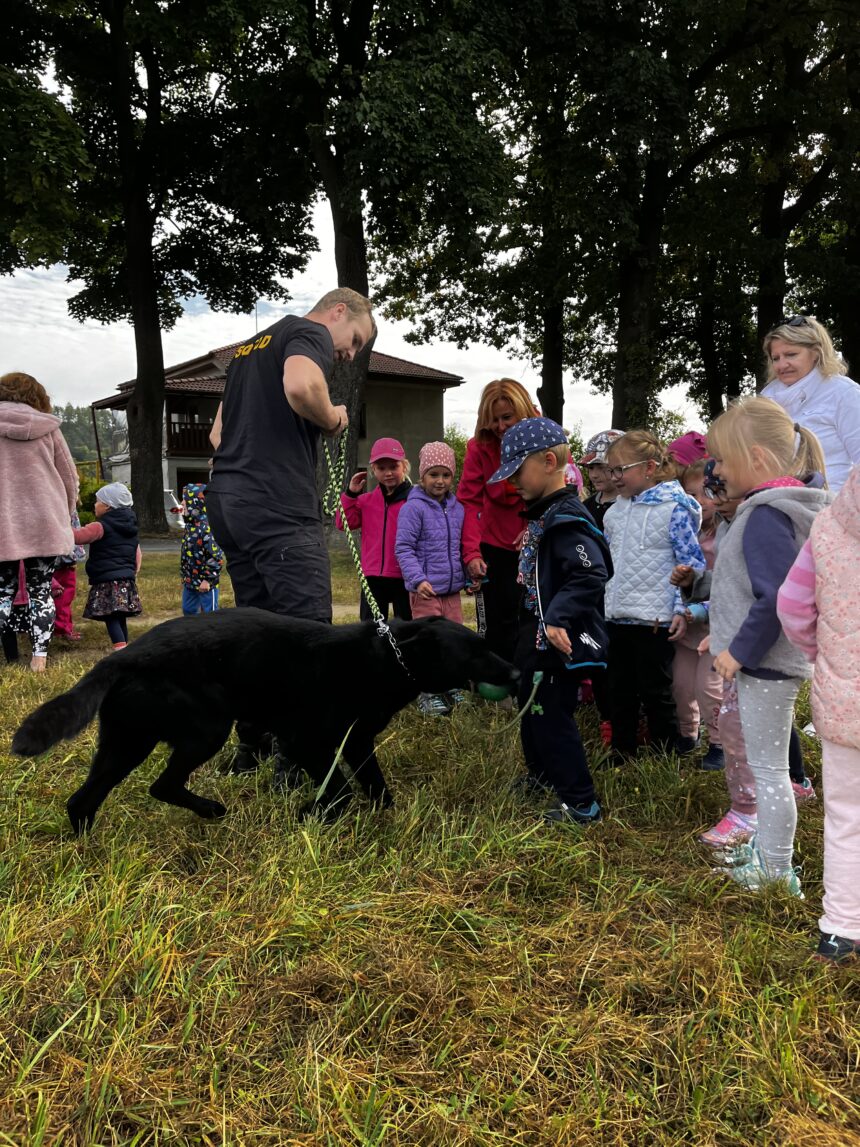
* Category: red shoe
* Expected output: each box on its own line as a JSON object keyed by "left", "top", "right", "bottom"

{"left": 599, "top": 721, "right": 612, "bottom": 746}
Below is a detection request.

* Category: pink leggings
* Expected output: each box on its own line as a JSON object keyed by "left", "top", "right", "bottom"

{"left": 718, "top": 679, "right": 757, "bottom": 817}
{"left": 820, "top": 738, "right": 860, "bottom": 941}
{"left": 409, "top": 591, "right": 464, "bottom": 623}
{"left": 52, "top": 566, "right": 78, "bottom": 635}
{"left": 672, "top": 643, "right": 723, "bottom": 744}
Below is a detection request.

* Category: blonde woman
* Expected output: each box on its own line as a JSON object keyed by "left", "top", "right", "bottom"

{"left": 761, "top": 316, "right": 860, "bottom": 491}
{"left": 457, "top": 378, "right": 537, "bottom": 660}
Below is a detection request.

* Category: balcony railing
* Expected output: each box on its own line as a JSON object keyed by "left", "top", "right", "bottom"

{"left": 167, "top": 421, "right": 214, "bottom": 455}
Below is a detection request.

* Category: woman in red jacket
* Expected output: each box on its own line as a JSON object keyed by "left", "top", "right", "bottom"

{"left": 458, "top": 378, "right": 537, "bottom": 661}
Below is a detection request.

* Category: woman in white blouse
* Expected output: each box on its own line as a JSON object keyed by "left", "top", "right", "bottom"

{"left": 761, "top": 316, "right": 860, "bottom": 491}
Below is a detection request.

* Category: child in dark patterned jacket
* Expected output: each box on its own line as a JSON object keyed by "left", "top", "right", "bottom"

{"left": 489, "top": 417, "right": 613, "bottom": 826}
{"left": 179, "top": 483, "right": 223, "bottom": 615}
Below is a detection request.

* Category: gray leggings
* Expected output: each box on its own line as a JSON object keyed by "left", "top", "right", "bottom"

{"left": 736, "top": 672, "right": 801, "bottom": 876}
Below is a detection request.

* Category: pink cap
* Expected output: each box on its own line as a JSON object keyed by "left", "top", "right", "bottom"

{"left": 369, "top": 437, "right": 406, "bottom": 464}
{"left": 668, "top": 431, "right": 708, "bottom": 467}
{"left": 419, "top": 441, "right": 456, "bottom": 478}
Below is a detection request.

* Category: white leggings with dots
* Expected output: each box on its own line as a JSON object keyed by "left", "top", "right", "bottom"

{"left": 735, "top": 672, "right": 802, "bottom": 876}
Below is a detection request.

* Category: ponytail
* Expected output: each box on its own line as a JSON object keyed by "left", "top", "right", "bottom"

{"left": 793, "top": 423, "right": 827, "bottom": 485}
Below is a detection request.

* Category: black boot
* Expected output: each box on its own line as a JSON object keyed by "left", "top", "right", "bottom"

{"left": 272, "top": 754, "right": 305, "bottom": 793}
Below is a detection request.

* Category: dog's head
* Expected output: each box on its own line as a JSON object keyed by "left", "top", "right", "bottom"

{"left": 393, "top": 618, "right": 520, "bottom": 694}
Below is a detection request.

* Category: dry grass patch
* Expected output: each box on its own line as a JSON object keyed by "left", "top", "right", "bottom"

{"left": 0, "top": 554, "right": 857, "bottom": 1143}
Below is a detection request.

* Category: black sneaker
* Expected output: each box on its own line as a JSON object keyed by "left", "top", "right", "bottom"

{"left": 700, "top": 745, "right": 725, "bottom": 771}
{"left": 543, "top": 801, "right": 601, "bottom": 825}
{"left": 814, "top": 932, "right": 860, "bottom": 964}
{"left": 221, "top": 743, "right": 260, "bottom": 775}
{"left": 676, "top": 734, "right": 702, "bottom": 755}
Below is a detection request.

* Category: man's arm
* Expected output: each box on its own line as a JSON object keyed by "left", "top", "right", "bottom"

{"left": 283, "top": 355, "right": 347, "bottom": 435}
{"left": 209, "top": 403, "right": 223, "bottom": 450}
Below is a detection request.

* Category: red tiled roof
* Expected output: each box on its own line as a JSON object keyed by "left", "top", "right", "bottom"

{"left": 209, "top": 342, "right": 462, "bottom": 383}
{"left": 95, "top": 343, "right": 462, "bottom": 409}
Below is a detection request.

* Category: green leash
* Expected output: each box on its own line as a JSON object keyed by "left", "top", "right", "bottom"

{"left": 321, "top": 432, "right": 539, "bottom": 724}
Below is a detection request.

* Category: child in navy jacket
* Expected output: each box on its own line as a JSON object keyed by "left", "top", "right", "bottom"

{"left": 489, "top": 418, "right": 613, "bottom": 825}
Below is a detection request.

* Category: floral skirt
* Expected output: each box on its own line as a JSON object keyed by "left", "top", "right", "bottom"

{"left": 83, "top": 578, "right": 142, "bottom": 619}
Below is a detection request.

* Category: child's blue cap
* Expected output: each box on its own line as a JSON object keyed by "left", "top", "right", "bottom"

{"left": 488, "top": 417, "right": 568, "bottom": 484}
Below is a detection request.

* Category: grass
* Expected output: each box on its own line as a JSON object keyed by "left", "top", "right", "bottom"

{"left": 0, "top": 554, "right": 857, "bottom": 1145}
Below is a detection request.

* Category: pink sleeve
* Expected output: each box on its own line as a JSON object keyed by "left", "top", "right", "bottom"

{"left": 456, "top": 441, "right": 489, "bottom": 564}
{"left": 135, "top": 545, "right": 142, "bottom": 573}
{"left": 776, "top": 539, "right": 818, "bottom": 661}
{"left": 73, "top": 521, "right": 105, "bottom": 544}
{"left": 53, "top": 431, "right": 80, "bottom": 512}
{"left": 336, "top": 492, "right": 362, "bottom": 533}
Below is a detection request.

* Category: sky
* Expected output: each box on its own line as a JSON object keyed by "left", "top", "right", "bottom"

{"left": 0, "top": 200, "right": 697, "bottom": 443}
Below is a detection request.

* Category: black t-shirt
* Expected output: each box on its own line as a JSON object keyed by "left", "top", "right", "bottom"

{"left": 583, "top": 491, "right": 616, "bottom": 531}
{"left": 208, "top": 315, "right": 334, "bottom": 523}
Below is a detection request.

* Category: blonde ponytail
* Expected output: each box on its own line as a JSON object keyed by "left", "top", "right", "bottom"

{"left": 707, "top": 396, "right": 827, "bottom": 483}
{"left": 793, "top": 423, "right": 827, "bottom": 485}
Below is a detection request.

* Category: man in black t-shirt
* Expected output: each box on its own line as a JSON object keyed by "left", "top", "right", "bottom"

{"left": 207, "top": 287, "right": 374, "bottom": 623}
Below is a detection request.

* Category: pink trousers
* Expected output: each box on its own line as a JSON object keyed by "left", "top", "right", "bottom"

{"left": 52, "top": 566, "right": 78, "bottom": 635}
{"left": 672, "top": 642, "right": 723, "bottom": 745}
{"left": 409, "top": 591, "right": 464, "bottom": 623}
{"left": 718, "top": 680, "right": 757, "bottom": 817}
{"left": 820, "top": 738, "right": 860, "bottom": 941}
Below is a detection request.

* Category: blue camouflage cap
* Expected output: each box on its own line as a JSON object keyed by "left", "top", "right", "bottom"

{"left": 488, "top": 417, "right": 569, "bottom": 484}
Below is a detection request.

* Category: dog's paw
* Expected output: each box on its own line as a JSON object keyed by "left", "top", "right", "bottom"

{"left": 194, "top": 797, "right": 228, "bottom": 820}
{"left": 66, "top": 796, "right": 94, "bottom": 836}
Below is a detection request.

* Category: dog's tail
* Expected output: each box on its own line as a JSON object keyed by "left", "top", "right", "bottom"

{"left": 11, "top": 658, "right": 119, "bottom": 757}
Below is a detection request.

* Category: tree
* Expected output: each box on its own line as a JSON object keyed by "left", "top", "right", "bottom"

{"left": 5, "top": 0, "right": 317, "bottom": 530}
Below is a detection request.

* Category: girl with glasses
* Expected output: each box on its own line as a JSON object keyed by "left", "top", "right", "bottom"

{"left": 601, "top": 431, "right": 705, "bottom": 761}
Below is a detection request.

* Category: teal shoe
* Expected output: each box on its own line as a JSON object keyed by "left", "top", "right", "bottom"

{"left": 713, "top": 843, "right": 804, "bottom": 899}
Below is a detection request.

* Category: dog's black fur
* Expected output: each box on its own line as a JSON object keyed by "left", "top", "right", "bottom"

{"left": 12, "top": 610, "right": 518, "bottom": 833}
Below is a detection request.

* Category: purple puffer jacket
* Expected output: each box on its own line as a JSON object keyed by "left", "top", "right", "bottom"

{"left": 394, "top": 486, "right": 467, "bottom": 595}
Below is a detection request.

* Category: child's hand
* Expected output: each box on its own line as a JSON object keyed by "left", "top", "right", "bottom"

{"left": 416, "top": 581, "right": 436, "bottom": 599}
{"left": 348, "top": 472, "right": 368, "bottom": 494}
{"left": 466, "top": 557, "right": 487, "bottom": 579}
{"left": 199, "top": 580, "right": 210, "bottom": 592}
{"left": 670, "top": 564, "right": 694, "bottom": 587}
{"left": 668, "top": 614, "right": 687, "bottom": 641}
{"left": 546, "top": 625, "right": 572, "bottom": 656}
{"left": 697, "top": 634, "right": 711, "bottom": 655}
{"left": 713, "top": 650, "right": 741, "bottom": 682}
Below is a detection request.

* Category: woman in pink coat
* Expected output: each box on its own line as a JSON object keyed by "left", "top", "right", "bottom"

{"left": 0, "top": 372, "right": 78, "bottom": 671}
{"left": 777, "top": 464, "right": 860, "bottom": 964}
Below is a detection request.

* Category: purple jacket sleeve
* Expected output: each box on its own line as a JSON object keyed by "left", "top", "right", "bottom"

{"left": 394, "top": 500, "right": 427, "bottom": 591}
{"left": 728, "top": 505, "right": 798, "bottom": 670}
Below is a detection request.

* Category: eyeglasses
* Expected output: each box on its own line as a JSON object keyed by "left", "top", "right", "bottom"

{"left": 607, "top": 460, "right": 647, "bottom": 481}
{"left": 703, "top": 484, "right": 729, "bottom": 504}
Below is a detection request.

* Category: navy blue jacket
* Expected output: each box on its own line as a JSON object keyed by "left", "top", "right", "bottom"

{"left": 85, "top": 507, "right": 139, "bottom": 583}
{"left": 516, "top": 488, "right": 613, "bottom": 673}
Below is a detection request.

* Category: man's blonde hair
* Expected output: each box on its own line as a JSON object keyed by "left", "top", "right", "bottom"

{"left": 311, "top": 288, "right": 376, "bottom": 334}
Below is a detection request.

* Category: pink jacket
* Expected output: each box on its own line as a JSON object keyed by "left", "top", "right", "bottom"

{"left": 777, "top": 465, "right": 860, "bottom": 749}
{"left": 336, "top": 482, "right": 410, "bottom": 579}
{"left": 0, "top": 402, "right": 78, "bottom": 562}
{"left": 457, "top": 435, "right": 527, "bottom": 561}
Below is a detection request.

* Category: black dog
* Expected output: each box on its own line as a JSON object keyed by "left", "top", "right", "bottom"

{"left": 12, "top": 610, "right": 518, "bottom": 833}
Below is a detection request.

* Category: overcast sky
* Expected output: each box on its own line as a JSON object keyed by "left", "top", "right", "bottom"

{"left": 0, "top": 200, "right": 697, "bottom": 442}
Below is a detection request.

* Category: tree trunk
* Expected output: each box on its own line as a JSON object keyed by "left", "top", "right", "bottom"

{"left": 612, "top": 161, "right": 668, "bottom": 428}
{"left": 105, "top": 2, "right": 167, "bottom": 533}
{"left": 693, "top": 278, "right": 724, "bottom": 419}
{"left": 124, "top": 194, "right": 167, "bottom": 534}
{"left": 839, "top": 218, "right": 860, "bottom": 377}
{"left": 754, "top": 173, "right": 790, "bottom": 389}
{"left": 537, "top": 300, "right": 565, "bottom": 422}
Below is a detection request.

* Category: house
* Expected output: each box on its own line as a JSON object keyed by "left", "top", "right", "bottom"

{"left": 91, "top": 341, "right": 465, "bottom": 503}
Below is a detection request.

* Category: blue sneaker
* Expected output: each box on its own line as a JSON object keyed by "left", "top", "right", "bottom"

{"left": 543, "top": 801, "right": 601, "bottom": 825}
{"left": 700, "top": 744, "right": 725, "bottom": 771}
{"left": 814, "top": 932, "right": 860, "bottom": 964}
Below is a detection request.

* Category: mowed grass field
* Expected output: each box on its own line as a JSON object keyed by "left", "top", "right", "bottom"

{"left": 0, "top": 552, "right": 857, "bottom": 1145}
